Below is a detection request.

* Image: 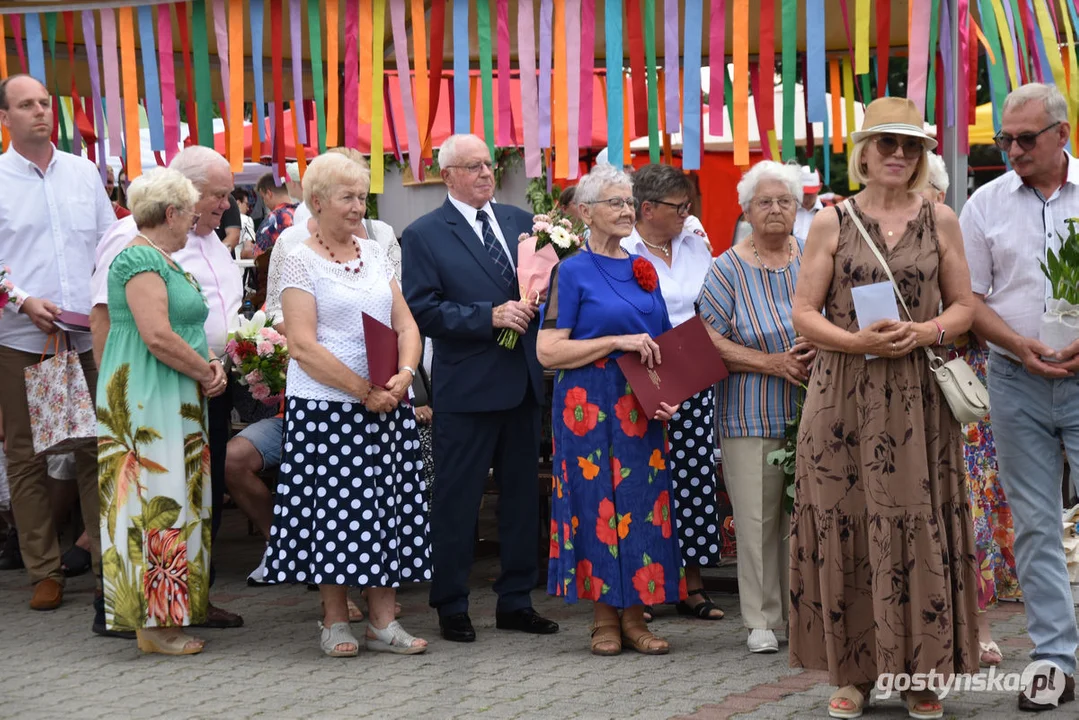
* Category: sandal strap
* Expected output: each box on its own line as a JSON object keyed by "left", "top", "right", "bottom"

{"left": 622, "top": 624, "right": 664, "bottom": 648}
{"left": 321, "top": 621, "right": 358, "bottom": 652}
{"left": 829, "top": 685, "right": 866, "bottom": 709}
{"left": 368, "top": 620, "right": 418, "bottom": 649}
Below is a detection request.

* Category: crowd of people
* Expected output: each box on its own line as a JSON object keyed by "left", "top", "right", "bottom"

{"left": 0, "top": 67, "right": 1077, "bottom": 716}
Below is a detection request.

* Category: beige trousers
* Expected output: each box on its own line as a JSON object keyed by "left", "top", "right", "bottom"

{"left": 720, "top": 435, "right": 789, "bottom": 630}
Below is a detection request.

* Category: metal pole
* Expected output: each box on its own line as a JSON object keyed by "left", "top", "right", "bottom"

{"left": 942, "top": 0, "right": 968, "bottom": 214}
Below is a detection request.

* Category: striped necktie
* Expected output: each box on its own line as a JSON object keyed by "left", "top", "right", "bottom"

{"left": 477, "top": 209, "right": 515, "bottom": 290}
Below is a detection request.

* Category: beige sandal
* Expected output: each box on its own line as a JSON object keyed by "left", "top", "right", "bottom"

{"left": 135, "top": 628, "right": 205, "bottom": 656}
{"left": 979, "top": 640, "right": 1003, "bottom": 666}
{"left": 590, "top": 621, "right": 622, "bottom": 656}
{"left": 902, "top": 690, "right": 943, "bottom": 720}
{"left": 621, "top": 622, "right": 669, "bottom": 655}
{"left": 827, "top": 685, "right": 868, "bottom": 719}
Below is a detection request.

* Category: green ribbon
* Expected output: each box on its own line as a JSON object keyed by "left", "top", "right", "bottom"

{"left": 307, "top": 0, "right": 326, "bottom": 153}
{"left": 477, "top": 0, "right": 496, "bottom": 157}
{"left": 191, "top": 0, "right": 215, "bottom": 148}
{"left": 724, "top": 63, "right": 735, "bottom": 131}
{"left": 926, "top": 0, "right": 940, "bottom": 120}
{"left": 644, "top": 0, "right": 659, "bottom": 162}
{"left": 860, "top": 72, "right": 871, "bottom": 107}
{"left": 978, "top": 0, "right": 1007, "bottom": 131}
{"left": 781, "top": 0, "right": 796, "bottom": 160}
{"left": 1007, "top": 0, "right": 1031, "bottom": 81}
{"left": 44, "top": 13, "right": 71, "bottom": 153}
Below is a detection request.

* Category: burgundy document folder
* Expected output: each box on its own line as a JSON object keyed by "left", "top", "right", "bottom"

{"left": 362, "top": 313, "right": 398, "bottom": 387}
{"left": 616, "top": 317, "right": 729, "bottom": 418}
{"left": 55, "top": 310, "right": 91, "bottom": 333}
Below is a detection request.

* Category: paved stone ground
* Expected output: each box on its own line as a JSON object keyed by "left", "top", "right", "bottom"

{"left": 0, "top": 508, "right": 1075, "bottom": 720}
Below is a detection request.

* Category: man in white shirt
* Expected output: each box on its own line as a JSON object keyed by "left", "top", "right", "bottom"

{"left": 90, "top": 145, "right": 245, "bottom": 629}
{"left": 792, "top": 166, "right": 823, "bottom": 241}
{"left": 0, "top": 75, "right": 115, "bottom": 614}
{"left": 960, "top": 82, "right": 1079, "bottom": 711}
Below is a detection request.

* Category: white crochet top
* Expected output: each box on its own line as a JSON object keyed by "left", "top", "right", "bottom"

{"left": 278, "top": 238, "right": 396, "bottom": 403}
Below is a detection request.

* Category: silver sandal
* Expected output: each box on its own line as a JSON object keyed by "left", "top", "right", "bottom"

{"left": 365, "top": 620, "right": 427, "bottom": 655}
{"left": 320, "top": 621, "right": 359, "bottom": 657}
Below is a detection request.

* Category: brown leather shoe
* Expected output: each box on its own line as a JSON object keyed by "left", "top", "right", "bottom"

{"left": 29, "top": 578, "right": 63, "bottom": 611}
{"left": 1019, "top": 671, "right": 1075, "bottom": 712}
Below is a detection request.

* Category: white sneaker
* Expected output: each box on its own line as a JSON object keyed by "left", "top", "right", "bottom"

{"left": 246, "top": 552, "right": 269, "bottom": 586}
{"left": 748, "top": 628, "right": 779, "bottom": 653}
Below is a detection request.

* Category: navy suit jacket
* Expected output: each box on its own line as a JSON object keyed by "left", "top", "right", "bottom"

{"left": 401, "top": 198, "right": 545, "bottom": 413}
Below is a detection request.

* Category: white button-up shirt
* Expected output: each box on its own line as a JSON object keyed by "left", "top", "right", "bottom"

{"left": 793, "top": 198, "right": 824, "bottom": 241}
{"left": 621, "top": 226, "right": 714, "bottom": 326}
{"left": 447, "top": 194, "right": 515, "bottom": 270}
{"left": 92, "top": 215, "right": 243, "bottom": 357}
{"left": 960, "top": 152, "right": 1079, "bottom": 360}
{"left": 0, "top": 145, "right": 116, "bottom": 353}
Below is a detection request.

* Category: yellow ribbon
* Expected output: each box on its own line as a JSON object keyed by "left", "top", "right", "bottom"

{"left": 371, "top": 0, "right": 387, "bottom": 193}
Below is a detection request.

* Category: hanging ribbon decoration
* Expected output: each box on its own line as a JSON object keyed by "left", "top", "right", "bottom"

{"left": 118, "top": 8, "right": 142, "bottom": 178}
{"left": 23, "top": 14, "right": 45, "bottom": 84}
{"left": 829, "top": 58, "right": 843, "bottom": 152}
{"left": 781, "top": 0, "right": 796, "bottom": 160}
{"left": 732, "top": 0, "right": 748, "bottom": 166}
{"left": 1058, "top": 0, "right": 1079, "bottom": 139}
{"left": 10, "top": 15, "right": 28, "bottom": 75}
{"left": 211, "top": 0, "right": 230, "bottom": 115}
{"left": 371, "top": 0, "right": 387, "bottom": 192}
{"left": 665, "top": 0, "right": 681, "bottom": 135}
{"left": 855, "top": 0, "right": 870, "bottom": 74}
{"left": 553, "top": 0, "right": 569, "bottom": 178}
{"left": 250, "top": 0, "right": 267, "bottom": 149}
{"left": 539, "top": 0, "right": 554, "bottom": 149}
{"left": 806, "top": 0, "right": 826, "bottom": 122}
{"left": 0, "top": 17, "right": 8, "bottom": 150}
{"left": 82, "top": 11, "right": 108, "bottom": 175}
{"left": 927, "top": 0, "right": 941, "bottom": 120}
{"left": 842, "top": 57, "right": 856, "bottom": 151}
{"left": 453, "top": 0, "right": 470, "bottom": 133}
{"left": 174, "top": 2, "right": 198, "bottom": 146}
{"left": 358, "top": 0, "right": 372, "bottom": 125}
{"left": 68, "top": 10, "right": 98, "bottom": 151}
{"left": 344, "top": 0, "right": 359, "bottom": 149}
{"left": 1033, "top": 0, "right": 1068, "bottom": 100}
{"left": 579, "top": 0, "right": 597, "bottom": 149}
{"left": 390, "top": 0, "right": 423, "bottom": 179}
{"left": 520, "top": 0, "right": 542, "bottom": 177}
{"left": 496, "top": 0, "right": 513, "bottom": 148}
{"left": 228, "top": 0, "right": 245, "bottom": 167}
{"left": 643, "top": 0, "right": 660, "bottom": 161}
{"left": 289, "top": 0, "right": 307, "bottom": 146}
{"left": 290, "top": 105, "right": 307, "bottom": 174}
{"left": 191, "top": 1, "right": 215, "bottom": 148}
{"left": 1003, "top": 0, "right": 1028, "bottom": 84}
{"left": 411, "top": 0, "right": 431, "bottom": 160}
{"left": 100, "top": 9, "right": 124, "bottom": 157}
{"left": 876, "top": 0, "right": 891, "bottom": 97}
{"left": 907, "top": 0, "right": 932, "bottom": 116}
{"left": 683, "top": 0, "right": 703, "bottom": 170}
{"left": 307, "top": 0, "right": 326, "bottom": 154}
{"left": 324, "top": 0, "right": 338, "bottom": 147}
{"left": 567, "top": 0, "right": 582, "bottom": 178}
{"left": 627, "top": 0, "right": 648, "bottom": 138}
{"left": 606, "top": 0, "right": 624, "bottom": 167}
{"left": 709, "top": 0, "right": 725, "bottom": 135}
{"left": 1016, "top": 0, "right": 1045, "bottom": 83}
{"left": 43, "top": 15, "right": 70, "bottom": 153}
{"left": 157, "top": 4, "right": 180, "bottom": 163}
{"left": 270, "top": 0, "right": 286, "bottom": 179}
{"left": 427, "top": 0, "right": 447, "bottom": 156}
{"left": 133, "top": 7, "right": 164, "bottom": 155}
{"left": 477, "top": 0, "right": 496, "bottom": 155}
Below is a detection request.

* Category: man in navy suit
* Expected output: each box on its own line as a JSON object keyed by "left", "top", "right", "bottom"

{"left": 402, "top": 134, "right": 558, "bottom": 642}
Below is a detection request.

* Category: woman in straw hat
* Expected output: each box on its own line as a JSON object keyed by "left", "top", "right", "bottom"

{"left": 789, "top": 97, "right": 979, "bottom": 719}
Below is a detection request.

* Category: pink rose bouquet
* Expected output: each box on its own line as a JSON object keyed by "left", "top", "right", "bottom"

{"left": 0, "top": 266, "right": 21, "bottom": 317}
{"left": 224, "top": 310, "right": 289, "bottom": 404}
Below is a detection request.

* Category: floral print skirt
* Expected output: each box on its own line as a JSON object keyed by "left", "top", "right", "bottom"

{"left": 547, "top": 358, "right": 685, "bottom": 609}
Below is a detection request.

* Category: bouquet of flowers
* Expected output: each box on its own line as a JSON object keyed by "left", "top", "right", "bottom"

{"left": 498, "top": 213, "right": 584, "bottom": 349}
{"left": 1040, "top": 218, "right": 1079, "bottom": 353}
{"left": 0, "top": 266, "right": 20, "bottom": 317}
{"left": 224, "top": 310, "right": 289, "bottom": 404}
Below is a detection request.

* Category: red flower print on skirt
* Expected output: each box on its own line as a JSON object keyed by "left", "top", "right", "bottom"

{"left": 576, "top": 559, "right": 606, "bottom": 601}
{"left": 143, "top": 528, "right": 190, "bottom": 626}
{"left": 650, "top": 490, "right": 672, "bottom": 539}
{"left": 615, "top": 393, "right": 648, "bottom": 438}
{"left": 596, "top": 497, "right": 618, "bottom": 547}
{"left": 563, "top": 387, "right": 601, "bottom": 437}
{"left": 633, "top": 557, "right": 666, "bottom": 605}
{"left": 549, "top": 518, "right": 560, "bottom": 559}
{"left": 611, "top": 456, "right": 629, "bottom": 489}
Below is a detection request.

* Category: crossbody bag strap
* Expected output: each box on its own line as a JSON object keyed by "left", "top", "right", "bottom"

{"left": 843, "top": 200, "right": 940, "bottom": 366}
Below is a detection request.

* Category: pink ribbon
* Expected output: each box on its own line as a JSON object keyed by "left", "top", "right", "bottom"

{"left": 907, "top": 0, "right": 932, "bottom": 116}
{"left": 709, "top": 0, "right": 725, "bottom": 134}
{"left": 99, "top": 9, "right": 123, "bottom": 157}
{"left": 539, "top": 0, "right": 553, "bottom": 148}
{"left": 82, "top": 10, "right": 108, "bottom": 179}
{"left": 579, "top": 0, "right": 596, "bottom": 148}
{"left": 496, "top": 0, "right": 513, "bottom": 146}
{"left": 519, "top": 0, "right": 542, "bottom": 177}
{"left": 940, "top": 0, "right": 955, "bottom": 128}
{"left": 212, "top": 0, "right": 230, "bottom": 112}
{"left": 566, "top": 0, "right": 581, "bottom": 177}
{"left": 665, "top": 0, "right": 681, "bottom": 132}
{"left": 390, "top": 0, "right": 422, "bottom": 179}
{"left": 344, "top": 0, "right": 359, "bottom": 149}
{"left": 157, "top": 4, "right": 180, "bottom": 164}
{"left": 957, "top": 0, "right": 970, "bottom": 153}
{"left": 289, "top": 0, "right": 307, "bottom": 145}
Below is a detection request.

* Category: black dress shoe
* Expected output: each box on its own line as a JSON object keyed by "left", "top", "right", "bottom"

{"left": 0, "top": 528, "right": 23, "bottom": 571}
{"left": 439, "top": 613, "right": 476, "bottom": 642}
{"left": 495, "top": 608, "right": 559, "bottom": 634}
{"left": 1019, "top": 671, "right": 1075, "bottom": 712}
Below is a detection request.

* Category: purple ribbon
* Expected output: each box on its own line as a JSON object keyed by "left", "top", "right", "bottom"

{"left": 390, "top": 0, "right": 422, "bottom": 179}
{"left": 579, "top": 0, "right": 596, "bottom": 147}
{"left": 539, "top": 0, "right": 553, "bottom": 148}
{"left": 290, "top": 0, "right": 307, "bottom": 144}
{"left": 940, "top": 0, "right": 955, "bottom": 127}
{"left": 82, "top": 10, "right": 108, "bottom": 180}
{"left": 519, "top": 0, "right": 541, "bottom": 177}
{"left": 567, "top": 0, "right": 582, "bottom": 177}
{"left": 664, "top": 0, "right": 681, "bottom": 132}
{"left": 212, "top": 0, "right": 231, "bottom": 112}
{"left": 99, "top": 9, "right": 123, "bottom": 157}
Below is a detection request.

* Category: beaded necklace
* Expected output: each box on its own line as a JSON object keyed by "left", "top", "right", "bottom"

{"left": 585, "top": 242, "right": 656, "bottom": 315}
{"left": 316, "top": 231, "right": 364, "bottom": 273}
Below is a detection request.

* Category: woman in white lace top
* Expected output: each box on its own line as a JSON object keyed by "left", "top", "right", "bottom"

{"left": 263, "top": 153, "right": 433, "bottom": 658}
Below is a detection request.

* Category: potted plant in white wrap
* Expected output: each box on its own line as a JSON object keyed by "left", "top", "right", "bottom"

{"left": 1039, "top": 218, "right": 1079, "bottom": 353}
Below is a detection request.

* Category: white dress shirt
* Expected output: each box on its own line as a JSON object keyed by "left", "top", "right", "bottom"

{"left": 446, "top": 194, "right": 515, "bottom": 270}
{"left": 92, "top": 215, "right": 243, "bottom": 357}
{"left": 621, "top": 226, "right": 714, "bottom": 326}
{"left": 793, "top": 198, "right": 824, "bottom": 241}
{"left": 960, "top": 152, "right": 1079, "bottom": 360}
{"left": 0, "top": 145, "right": 116, "bottom": 353}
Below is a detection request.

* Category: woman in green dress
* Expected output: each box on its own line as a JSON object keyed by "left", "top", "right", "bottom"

{"left": 97, "top": 168, "right": 228, "bottom": 655}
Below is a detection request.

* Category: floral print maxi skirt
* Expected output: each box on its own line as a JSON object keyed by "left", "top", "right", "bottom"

{"left": 547, "top": 358, "right": 685, "bottom": 609}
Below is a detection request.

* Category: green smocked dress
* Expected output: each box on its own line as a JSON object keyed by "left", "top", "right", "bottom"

{"left": 97, "top": 245, "right": 212, "bottom": 632}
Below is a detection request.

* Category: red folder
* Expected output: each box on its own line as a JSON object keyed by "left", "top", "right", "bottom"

{"left": 362, "top": 313, "right": 398, "bottom": 387}
{"left": 616, "top": 317, "right": 729, "bottom": 418}
{"left": 55, "top": 310, "right": 91, "bottom": 333}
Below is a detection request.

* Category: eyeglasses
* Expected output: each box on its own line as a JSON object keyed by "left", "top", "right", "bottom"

{"left": 873, "top": 134, "right": 926, "bottom": 158}
{"left": 752, "top": 196, "right": 796, "bottom": 211}
{"left": 650, "top": 199, "right": 692, "bottom": 216}
{"left": 993, "top": 122, "right": 1062, "bottom": 152}
{"left": 444, "top": 160, "right": 497, "bottom": 174}
{"left": 584, "top": 197, "right": 639, "bottom": 211}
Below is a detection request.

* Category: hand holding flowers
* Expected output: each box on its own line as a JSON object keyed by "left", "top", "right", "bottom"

{"left": 0, "top": 266, "right": 22, "bottom": 317}
{"left": 224, "top": 310, "right": 289, "bottom": 404}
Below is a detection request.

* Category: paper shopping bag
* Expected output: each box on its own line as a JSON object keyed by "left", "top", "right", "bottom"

{"left": 23, "top": 335, "right": 96, "bottom": 455}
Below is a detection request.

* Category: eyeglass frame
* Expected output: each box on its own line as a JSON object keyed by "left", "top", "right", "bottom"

{"left": 646, "top": 198, "right": 693, "bottom": 216}
{"left": 443, "top": 160, "right": 498, "bottom": 174}
{"left": 582, "top": 197, "right": 639, "bottom": 211}
{"left": 871, "top": 133, "right": 927, "bottom": 158}
{"left": 993, "top": 122, "right": 1062, "bottom": 152}
{"left": 750, "top": 195, "right": 797, "bottom": 211}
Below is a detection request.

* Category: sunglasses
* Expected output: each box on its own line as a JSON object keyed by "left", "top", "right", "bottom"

{"left": 872, "top": 134, "right": 926, "bottom": 158}
{"left": 993, "top": 122, "right": 1061, "bottom": 152}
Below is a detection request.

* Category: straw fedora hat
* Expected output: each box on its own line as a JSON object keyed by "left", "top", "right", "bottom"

{"left": 851, "top": 97, "right": 938, "bottom": 150}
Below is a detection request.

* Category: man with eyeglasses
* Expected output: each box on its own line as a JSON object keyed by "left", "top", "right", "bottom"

{"left": 960, "top": 82, "right": 1079, "bottom": 712}
{"left": 402, "top": 133, "right": 559, "bottom": 644}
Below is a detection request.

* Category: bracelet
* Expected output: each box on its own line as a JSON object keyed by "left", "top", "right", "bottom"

{"left": 399, "top": 365, "right": 416, "bottom": 378}
{"left": 932, "top": 320, "right": 946, "bottom": 345}
{"left": 209, "top": 357, "right": 222, "bottom": 365}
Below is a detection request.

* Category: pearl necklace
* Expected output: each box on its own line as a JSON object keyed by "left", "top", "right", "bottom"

{"left": 316, "top": 232, "right": 363, "bottom": 273}
{"left": 137, "top": 233, "right": 174, "bottom": 258}
{"left": 750, "top": 236, "right": 795, "bottom": 273}
{"left": 639, "top": 236, "right": 672, "bottom": 257}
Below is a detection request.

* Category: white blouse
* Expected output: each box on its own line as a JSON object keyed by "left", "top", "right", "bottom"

{"left": 621, "top": 227, "right": 714, "bottom": 326}
{"left": 278, "top": 238, "right": 396, "bottom": 403}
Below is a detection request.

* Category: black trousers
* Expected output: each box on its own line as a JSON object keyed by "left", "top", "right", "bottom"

{"left": 429, "top": 396, "right": 542, "bottom": 616}
{"left": 207, "top": 382, "right": 234, "bottom": 586}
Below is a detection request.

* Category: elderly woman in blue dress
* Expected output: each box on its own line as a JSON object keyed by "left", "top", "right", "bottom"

{"left": 697, "top": 161, "right": 815, "bottom": 654}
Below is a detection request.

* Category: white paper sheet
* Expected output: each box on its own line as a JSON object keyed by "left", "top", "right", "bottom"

{"left": 851, "top": 282, "right": 900, "bottom": 360}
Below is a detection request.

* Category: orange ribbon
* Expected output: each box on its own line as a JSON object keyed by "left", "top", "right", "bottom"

{"left": 553, "top": 0, "right": 569, "bottom": 178}
{"left": 326, "top": 0, "right": 339, "bottom": 147}
{"left": 118, "top": 8, "right": 142, "bottom": 178}
{"left": 360, "top": 0, "right": 373, "bottom": 125}
{"left": 829, "top": 58, "right": 843, "bottom": 153}
{"left": 229, "top": 0, "right": 244, "bottom": 170}
{"left": 733, "top": 0, "right": 748, "bottom": 165}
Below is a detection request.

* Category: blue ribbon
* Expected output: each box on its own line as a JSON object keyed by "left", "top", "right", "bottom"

{"left": 683, "top": 0, "right": 703, "bottom": 170}
{"left": 605, "top": 0, "right": 623, "bottom": 167}
{"left": 453, "top": 0, "right": 470, "bottom": 134}
{"left": 137, "top": 6, "right": 165, "bottom": 151}
{"left": 822, "top": 107, "right": 831, "bottom": 186}
{"left": 25, "top": 14, "right": 46, "bottom": 85}
{"left": 806, "top": 0, "right": 826, "bottom": 122}
{"left": 251, "top": 0, "right": 267, "bottom": 142}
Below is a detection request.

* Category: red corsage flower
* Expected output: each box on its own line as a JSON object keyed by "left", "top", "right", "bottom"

{"left": 632, "top": 257, "right": 659, "bottom": 293}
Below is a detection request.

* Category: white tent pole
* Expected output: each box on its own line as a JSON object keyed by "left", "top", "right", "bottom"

{"left": 943, "top": 0, "right": 968, "bottom": 213}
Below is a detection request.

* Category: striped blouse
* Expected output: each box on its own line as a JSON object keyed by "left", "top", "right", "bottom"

{"left": 697, "top": 244, "right": 803, "bottom": 439}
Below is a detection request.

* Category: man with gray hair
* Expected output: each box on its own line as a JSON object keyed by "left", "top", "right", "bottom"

{"left": 90, "top": 144, "right": 244, "bottom": 632}
{"left": 960, "top": 81, "right": 1078, "bottom": 711}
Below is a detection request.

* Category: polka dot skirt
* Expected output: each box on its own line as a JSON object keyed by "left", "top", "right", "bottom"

{"left": 668, "top": 388, "right": 723, "bottom": 567}
{"left": 263, "top": 397, "right": 433, "bottom": 587}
